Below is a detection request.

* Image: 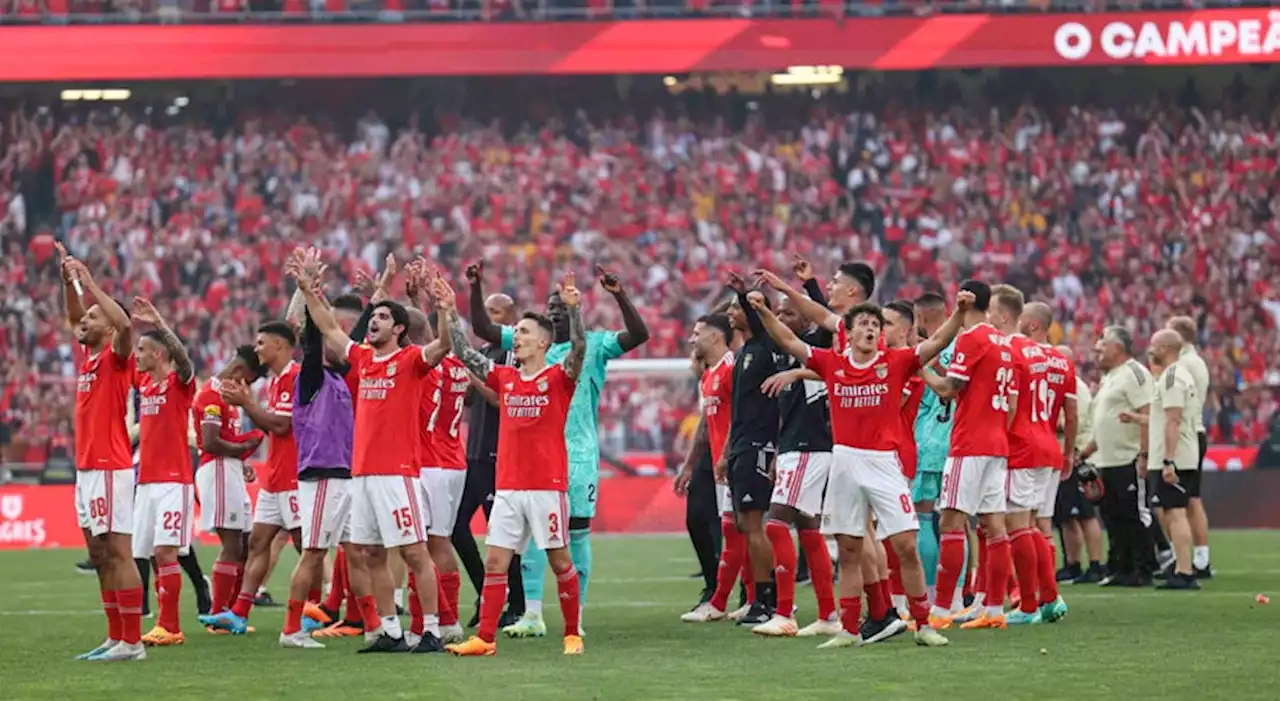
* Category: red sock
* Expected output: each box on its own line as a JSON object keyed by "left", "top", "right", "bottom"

{"left": 408, "top": 572, "right": 425, "bottom": 636}
{"left": 985, "top": 534, "right": 1012, "bottom": 612}
{"left": 765, "top": 521, "right": 797, "bottom": 617}
{"left": 284, "top": 599, "right": 305, "bottom": 635}
{"left": 934, "top": 531, "right": 966, "bottom": 613}
{"left": 477, "top": 573, "right": 508, "bottom": 644}
{"left": 742, "top": 553, "right": 755, "bottom": 604}
{"left": 908, "top": 592, "right": 930, "bottom": 630}
{"left": 211, "top": 561, "right": 238, "bottom": 613}
{"left": 839, "top": 595, "right": 862, "bottom": 636}
{"left": 555, "top": 566, "right": 581, "bottom": 637}
{"left": 307, "top": 587, "right": 322, "bottom": 604}
{"left": 157, "top": 563, "right": 182, "bottom": 633}
{"left": 1036, "top": 531, "right": 1060, "bottom": 605}
{"left": 117, "top": 587, "right": 143, "bottom": 644}
{"left": 884, "top": 543, "right": 905, "bottom": 598}
{"left": 709, "top": 519, "right": 745, "bottom": 612}
{"left": 438, "top": 571, "right": 461, "bottom": 627}
{"left": 798, "top": 529, "right": 835, "bottom": 620}
{"left": 345, "top": 588, "right": 361, "bottom": 624}
{"left": 973, "top": 530, "right": 989, "bottom": 599}
{"left": 230, "top": 591, "right": 255, "bottom": 619}
{"left": 232, "top": 564, "right": 245, "bottom": 608}
{"left": 356, "top": 595, "right": 381, "bottom": 631}
{"left": 102, "top": 590, "right": 122, "bottom": 641}
{"left": 1011, "top": 529, "right": 1040, "bottom": 614}
{"left": 864, "top": 577, "right": 889, "bottom": 620}
{"left": 323, "top": 549, "right": 348, "bottom": 612}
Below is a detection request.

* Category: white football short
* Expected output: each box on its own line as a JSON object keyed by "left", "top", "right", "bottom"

{"left": 1007, "top": 467, "right": 1055, "bottom": 513}
{"left": 131, "top": 482, "right": 194, "bottom": 558}
{"left": 75, "top": 468, "right": 135, "bottom": 537}
{"left": 487, "top": 489, "right": 569, "bottom": 555}
{"left": 349, "top": 475, "right": 428, "bottom": 548}
{"left": 254, "top": 488, "right": 303, "bottom": 530}
{"left": 196, "top": 458, "right": 250, "bottom": 532}
{"left": 771, "top": 451, "right": 832, "bottom": 518}
{"left": 298, "top": 478, "right": 353, "bottom": 550}
{"left": 419, "top": 467, "right": 467, "bottom": 538}
{"left": 1036, "top": 468, "right": 1062, "bottom": 520}
{"left": 821, "top": 446, "right": 918, "bottom": 539}
{"left": 715, "top": 483, "right": 733, "bottom": 515}
{"left": 940, "top": 455, "right": 1008, "bottom": 516}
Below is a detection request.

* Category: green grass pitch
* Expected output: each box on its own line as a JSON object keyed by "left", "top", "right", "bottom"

{"left": 1, "top": 531, "right": 1278, "bottom": 700}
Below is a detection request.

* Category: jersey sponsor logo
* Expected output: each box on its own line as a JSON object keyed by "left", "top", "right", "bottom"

{"left": 505, "top": 392, "right": 551, "bottom": 418}
{"left": 359, "top": 377, "right": 396, "bottom": 400}
{"left": 140, "top": 388, "right": 170, "bottom": 416}
{"left": 833, "top": 381, "right": 890, "bottom": 408}
{"left": 76, "top": 370, "right": 97, "bottom": 393}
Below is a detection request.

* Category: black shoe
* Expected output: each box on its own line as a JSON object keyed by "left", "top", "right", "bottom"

{"left": 75, "top": 560, "right": 96, "bottom": 575}
{"left": 410, "top": 632, "right": 445, "bottom": 653}
{"left": 1074, "top": 566, "right": 1105, "bottom": 585}
{"left": 795, "top": 570, "right": 812, "bottom": 587}
{"left": 395, "top": 604, "right": 406, "bottom": 616}
{"left": 497, "top": 609, "right": 522, "bottom": 628}
{"left": 1194, "top": 565, "right": 1213, "bottom": 580}
{"left": 962, "top": 593, "right": 975, "bottom": 608}
{"left": 467, "top": 599, "right": 481, "bottom": 628}
{"left": 1099, "top": 573, "right": 1132, "bottom": 587}
{"left": 357, "top": 633, "right": 411, "bottom": 653}
{"left": 1157, "top": 573, "right": 1201, "bottom": 590}
{"left": 1132, "top": 574, "right": 1153, "bottom": 588}
{"left": 736, "top": 601, "right": 773, "bottom": 626}
{"left": 1155, "top": 564, "right": 1173, "bottom": 581}
{"left": 859, "top": 613, "right": 908, "bottom": 644}
{"left": 1056, "top": 564, "right": 1083, "bottom": 582}
{"left": 689, "top": 571, "right": 704, "bottom": 579}
{"left": 254, "top": 591, "right": 279, "bottom": 607}
{"left": 737, "top": 582, "right": 748, "bottom": 610}
{"left": 195, "top": 579, "right": 213, "bottom": 616}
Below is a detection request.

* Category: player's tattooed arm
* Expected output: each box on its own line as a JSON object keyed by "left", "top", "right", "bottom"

{"left": 917, "top": 290, "right": 974, "bottom": 365}
{"left": 560, "top": 273, "right": 587, "bottom": 382}
{"left": 598, "top": 266, "right": 650, "bottom": 353}
{"left": 449, "top": 312, "right": 493, "bottom": 380}
{"left": 920, "top": 371, "right": 962, "bottom": 400}
{"left": 465, "top": 260, "right": 504, "bottom": 345}
{"left": 753, "top": 267, "right": 841, "bottom": 333}
{"left": 131, "top": 297, "right": 194, "bottom": 384}
{"left": 65, "top": 258, "right": 133, "bottom": 356}
{"left": 469, "top": 372, "right": 500, "bottom": 408}
{"left": 54, "top": 242, "right": 86, "bottom": 327}
{"left": 286, "top": 254, "right": 351, "bottom": 363}
{"left": 746, "top": 292, "right": 811, "bottom": 364}
{"left": 285, "top": 248, "right": 327, "bottom": 330}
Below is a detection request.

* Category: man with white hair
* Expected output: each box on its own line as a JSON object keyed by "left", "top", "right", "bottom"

{"left": 1165, "top": 316, "right": 1212, "bottom": 578}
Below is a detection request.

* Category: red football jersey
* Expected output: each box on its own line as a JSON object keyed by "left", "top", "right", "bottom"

{"left": 348, "top": 343, "right": 435, "bottom": 477}
{"left": 898, "top": 375, "right": 924, "bottom": 479}
{"left": 487, "top": 364, "right": 577, "bottom": 491}
{"left": 1008, "top": 334, "right": 1054, "bottom": 469}
{"left": 1036, "top": 344, "right": 1078, "bottom": 469}
{"left": 698, "top": 351, "right": 734, "bottom": 464}
{"left": 193, "top": 378, "right": 244, "bottom": 466}
{"left": 946, "top": 322, "right": 1014, "bottom": 458}
{"left": 74, "top": 346, "right": 135, "bottom": 470}
{"left": 420, "top": 355, "right": 469, "bottom": 470}
{"left": 134, "top": 370, "right": 196, "bottom": 484}
{"left": 260, "top": 362, "right": 301, "bottom": 492}
{"left": 807, "top": 346, "right": 921, "bottom": 452}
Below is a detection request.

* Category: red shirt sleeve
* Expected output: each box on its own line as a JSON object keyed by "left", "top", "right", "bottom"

{"left": 948, "top": 331, "right": 986, "bottom": 382}
{"left": 806, "top": 347, "right": 834, "bottom": 378}
{"left": 485, "top": 365, "right": 508, "bottom": 393}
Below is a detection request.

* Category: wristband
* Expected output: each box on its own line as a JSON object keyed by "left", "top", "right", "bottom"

{"left": 1162, "top": 459, "right": 1177, "bottom": 468}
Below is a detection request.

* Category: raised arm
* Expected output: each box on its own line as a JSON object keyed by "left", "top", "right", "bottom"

{"left": 746, "top": 292, "right": 811, "bottom": 363}
{"left": 421, "top": 271, "right": 456, "bottom": 367}
{"left": 754, "top": 268, "right": 840, "bottom": 333}
{"left": 560, "top": 273, "right": 587, "bottom": 382}
{"left": 597, "top": 266, "right": 649, "bottom": 353}
{"left": 448, "top": 312, "right": 492, "bottom": 380}
{"left": 917, "top": 292, "right": 972, "bottom": 366}
{"left": 286, "top": 248, "right": 331, "bottom": 329}
{"left": 287, "top": 257, "right": 353, "bottom": 363}
{"left": 465, "top": 260, "right": 504, "bottom": 345}
{"left": 67, "top": 259, "right": 132, "bottom": 356}
{"left": 55, "top": 242, "right": 86, "bottom": 327}
{"left": 131, "top": 297, "right": 193, "bottom": 383}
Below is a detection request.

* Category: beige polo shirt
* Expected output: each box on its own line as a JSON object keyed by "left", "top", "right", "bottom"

{"left": 1092, "top": 358, "right": 1153, "bottom": 467}
{"left": 1149, "top": 363, "right": 1200, "bottom": 471}
{"left": 1072, "top": 375, "right": 1094, "bottom": 454}
{"left": 1177, "top": 344, "right": 1210, "bottom": 435}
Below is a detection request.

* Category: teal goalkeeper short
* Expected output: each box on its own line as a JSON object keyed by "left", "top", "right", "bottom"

{"left": 912, "top": 471, "right": 942, "bottom": 504}
{"left": 567, "top": 459, "right": 598, "bottom": 519}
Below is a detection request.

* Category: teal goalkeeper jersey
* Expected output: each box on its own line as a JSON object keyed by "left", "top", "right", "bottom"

{"left": 914, "top": 338, "right": 956, "bottom": 473}
{"left": 500, "top": 327, "right": 624, "bottom": 467}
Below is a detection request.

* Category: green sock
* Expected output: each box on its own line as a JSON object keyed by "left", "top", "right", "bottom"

{"left": 521, "top": 546, "right": 547, "bottom": 614}
{"left": 569, "top": 528, "right": 592, "bottom": 609}
{"left": 918, "top": 517, "right": 939, "bottom": 587}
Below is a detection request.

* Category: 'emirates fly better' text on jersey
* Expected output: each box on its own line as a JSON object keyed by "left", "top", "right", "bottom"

{"left": 699, "top": 351, "right": 734, "bottom": 464}
{"left": 806, "top": 346, "right": 922, "bottom": 452}
{"left": 134, "top": 370, "right": 196, "bottom": 484}
{"left": 347, "top": 343, "right": 435, "bottom": 477}
{"left": 947, "top": 322, "right": 1014, "bottom": 458}
{"left": 75, "top": 346, "right": 135, "bottom": 470}
{"left": 487, "top": 364, "right": 577, "bottom": 491}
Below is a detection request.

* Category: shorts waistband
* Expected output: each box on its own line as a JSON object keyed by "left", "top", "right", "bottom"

{"left": 832, "top": 445, "right": 897, "bottom": 459}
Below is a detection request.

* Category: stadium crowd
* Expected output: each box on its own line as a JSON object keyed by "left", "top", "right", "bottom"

{"left": 2, "top": 73, "right": 1279, "bottom": 466}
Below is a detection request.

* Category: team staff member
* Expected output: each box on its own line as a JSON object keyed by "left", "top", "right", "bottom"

{"left": 1133, "top": 330, "right": 1201, "bottom": 590}
{"left": 1165, "top": 316, "right": 1212, "bottom": 577}
{"left": 1079, "top": 327, "right": 1153, "bottom": 587}
{"left": 1053, "top": 346, "right": 1105, "bottom": 584}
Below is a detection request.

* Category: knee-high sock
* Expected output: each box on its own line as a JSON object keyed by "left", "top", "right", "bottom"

{"left": 1010, "top": 528, "right": 1040, "bottom": 614}
{"left": 918, "top": 517, "right": 939, "bottom": 587}
{"left": 931, "top": 531, "right": 967, "bottom": 617}
{"left": 1035, "top": 531, "right": 1060, "bottom": 605}
{"left": 477, "top": 573, "right": 507, "bottom": 644}
{"left": 765, "top": 521, "right": 797, "bottom": 617}
{"left": 984, "top": 534, "right": 1012, "bottom": 616}
{"left": 157, "top": 562, "right": 183, "bottom": 634}
{"left": 408, "top": 572, "right": 425, "bottom": 636}
{"left": 212, "top": 560, "right": 239, "bottom": 614}
{"left": 322, "top": 548, "right": 347, "bottom": 613}
{"left": 521, "top": 546, "right": 548, "bottom": 613}
{"left": 709, "top": 518, "right": 746, "bottom": 612}
{"left": 438, "top": 571, "right": 461, "bottom": 627}
{"left": 554, "top": 566, "right": 581, "bottom": 637}
{"left": 568, "top": 528, "right": 592, "bottom": 609}
{"left": 797, "top": 529, "right": 835, "bottom": 620}
{"left": 102, "top": 590, "right": 122, "bottom": 642}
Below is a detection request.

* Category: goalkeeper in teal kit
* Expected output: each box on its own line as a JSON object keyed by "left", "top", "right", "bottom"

{"left": 468, "top": 263, "right": 649, "bottom": 638}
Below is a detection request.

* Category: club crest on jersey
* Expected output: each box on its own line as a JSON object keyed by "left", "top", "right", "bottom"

{"left": 712, "top": 378, "right": 720, "bottom": 391}
{"left": 387, "top": 363, "right": 397, "bottom": 377}
{"left": 537, "top": 378, "right": 549, "bottom": 393}
{"left": 875, "top": 363, "right": 888, "bottom": 379}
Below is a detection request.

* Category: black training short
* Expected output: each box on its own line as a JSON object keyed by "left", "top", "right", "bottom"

{"left": 729, "top": 449, "right": 774, "bottom": 513}
{"left": 686, "top": 462, "right": 719, "bottom": 524}
{"left": 1149, "top": 469, "right": 1198, "bottom": 510}
{"left": 1053, "top": 470, "right": 1097, "bottom": 526}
